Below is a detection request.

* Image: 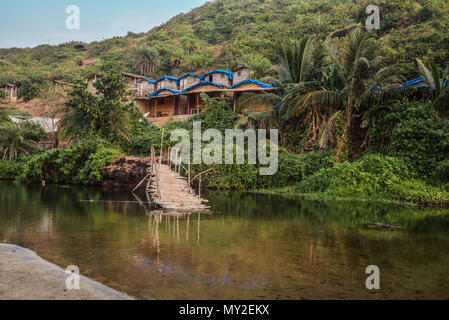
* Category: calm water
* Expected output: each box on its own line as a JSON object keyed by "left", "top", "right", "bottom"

{"left": 1, "top": 181, "right": 449, "bottom": 299}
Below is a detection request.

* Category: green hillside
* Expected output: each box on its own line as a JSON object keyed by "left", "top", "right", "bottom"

{"left": 1, "top": 0, "right": 448, "bottom": 85}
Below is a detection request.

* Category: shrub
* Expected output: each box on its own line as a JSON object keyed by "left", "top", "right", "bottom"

{"left": 18, "top": 139, "right": 118, "bottom": 185}
{"left": 121, "top": 121, "right": 162, "bottom": 156}
{"left": 196, "top": 150, "right": 332, "bottom": 191}
{"left": 0, "top": 160, "right": 23, "bottom": 180}
{"left": 0, "top": 88, "right": 6, "bottom": 102}
{"left": 18, "top": 75, "right": 49, "bottom": 102}
{"left": 296, "top": 154, "right": 449, "bottom": 205}
{"left": 370, "top": 99, "right": 449, "bottom": 179}
{"left": 0, "top": 122, "right": 45, "bottom": 160}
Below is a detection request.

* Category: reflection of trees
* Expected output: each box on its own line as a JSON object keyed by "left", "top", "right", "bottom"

{"left": 2, "top": 182, "right": 449, "bottom": 299}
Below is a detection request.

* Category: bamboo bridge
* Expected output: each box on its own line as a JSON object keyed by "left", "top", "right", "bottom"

{"left": 132, "top": 146, "right": 211, "bottom": 213}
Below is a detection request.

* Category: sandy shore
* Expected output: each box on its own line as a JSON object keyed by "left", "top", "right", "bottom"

{"left": 0, "top": 244, "right": 133, "bottom": 300}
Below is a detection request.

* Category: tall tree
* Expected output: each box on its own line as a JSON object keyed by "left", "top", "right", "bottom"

{"left": 0, "top": 122, "right": 45, "bottom": 160}
{"left": 134, "top": 46, "right": 159, "bottom": 76}
{"left": 287, "top": 29, "right": 404, "bottom": 158}
{"left": 59, "top": 73, "right": 139, "bottom": 142}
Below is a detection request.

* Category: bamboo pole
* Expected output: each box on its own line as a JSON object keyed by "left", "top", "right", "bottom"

{"left": 132, "top": 174, "right": 150, "bottom": 193}
{"left": 188, "top": 162, "right": 191, "bottom": 193}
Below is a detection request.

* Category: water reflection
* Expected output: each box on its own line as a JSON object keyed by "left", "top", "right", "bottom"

{"left": 1, "top": 182, "right": 449, "bottom": 299}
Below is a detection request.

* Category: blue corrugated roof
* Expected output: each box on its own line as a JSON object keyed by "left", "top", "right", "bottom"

{"left": 147, "top": 81, "right": 226, "bottom": 98}
{"left": 137, "top": 78, "right": 157, "bottom": 84}
{"left": 229, "top": 79, "right": 277, "bottom": 89}
{"left": 147, "top": 88, "right": 181, "bottom": 97}
{"left": 181, "top": 81, "right": 226, "bottom": 92}
{"left": 156, "top": 76, "right": 179, "bottom": 83}
{"left": 177, "top": 73, "right": 201, "bottom": 81}
{"left": 401, "top": 77, "right": 424, "bottom": 87}
{"left": 200, "top": 70, "right": 233, "bottom": 81}
{"left": 146, "top": 81, "right": 227, "bottom": 98}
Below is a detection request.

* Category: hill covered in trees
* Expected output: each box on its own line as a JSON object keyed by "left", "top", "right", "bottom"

{"left": 0, "top": 0, "right": 448, "bottom": 87}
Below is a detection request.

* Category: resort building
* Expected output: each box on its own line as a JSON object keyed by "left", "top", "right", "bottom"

{"left": 134, "top": 66, "right": 277, "bottom": 124}
{"left": 85, "top": 73, "right": 102, "bottom": 91}
{"left": 122, "top": 72, "right": 147, "bottom": 96}
{"left": 0, "top": 83, "right": 21, "bottom": 101}
{"left": 85, "top": 72, "right": 146, "bottom": 96}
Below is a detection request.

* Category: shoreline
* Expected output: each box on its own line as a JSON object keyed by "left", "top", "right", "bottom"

{"left": 252, "top": 187, "right": 449, "bottom": 208}
{"left": 0, "top": 244, "right": 134, "bottom": 300}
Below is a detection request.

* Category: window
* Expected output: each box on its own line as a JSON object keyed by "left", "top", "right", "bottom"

{"left": 238, "top": 71, "right": 241, "bottom": 76}
{"left": 209, "top": 75, "right": 213, "bottom": 82}
{"left": 159, "top": 98, "right": 165, "bottom": 104}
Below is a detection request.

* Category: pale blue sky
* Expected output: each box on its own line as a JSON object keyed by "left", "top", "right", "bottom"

{"left": 0, "top": 0, "right": 208, "bottom": 48}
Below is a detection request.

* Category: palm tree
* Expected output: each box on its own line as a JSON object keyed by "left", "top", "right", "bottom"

{"left": 236, "top": 36, "right": 318, "bottom": 128}
{"left": 416, "top": 58, "right": 449, "bottom": 117}
{"left": 0, "top": 123, "right": 41, "bottom": 160}
{"left": 181, "top": 37, "right": 199, "bottom": 54}
{"left": 287, "top": 28, "right": 404, "bottom": 158}
{"left": 134, "top": 46, "right": 159, "bottom": 76}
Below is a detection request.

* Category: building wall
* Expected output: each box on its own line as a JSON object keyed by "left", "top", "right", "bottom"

{"left": 233, "top": 67, "right": 250, "bottom": 84}
{"left": 180, "top": 76, "right": 200, "bottom": 90}
{"left": 157, "top": 79, "right": 178, "bottom": 90}
{"left": 136, "top": 97, "right": 176, "bottom": 117}
{"left": 137, "top": 81, "right": 156, "bottom": 96}
{"left": 1, "top": 85, "right": 19, "bottom": 98}
{"left": 206, "top": 73, "right": 231, "bottom": 86}
{"left": 186, "top": 84, "right": 224, "bottom": 93}
{"left": 153, "top": 97, "right": 176, "bottom": 117}
{"left": 135, "top": 99, "right": 152, "bottom": 114}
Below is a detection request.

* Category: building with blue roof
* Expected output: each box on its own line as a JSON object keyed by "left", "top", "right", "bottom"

{"left": 134, "top": 66, "right": 279, "bottom": 122}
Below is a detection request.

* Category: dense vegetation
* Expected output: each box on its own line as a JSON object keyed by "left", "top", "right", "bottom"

{"left": 1, "top": 0, "right": 449, "bottom": 206}
{"left": 1, "top": 0, "right": 448, "bottom": 91}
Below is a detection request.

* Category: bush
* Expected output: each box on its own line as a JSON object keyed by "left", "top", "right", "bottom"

{"left": 257, "top": 150, "right": 333, "bottom": 189}
{"left": 197, "top": 150, "right": 332, "bottom": 191}
{"left": 121, "top": 121, "right": 162, "bottom": 156}
{"left": 0, "top": 122, "right": 45, "bottom": 160}
{"left": 370, "top": 99, "right": 449, "bottom": 179}
{"left": 0, "top": 110, "right": 10, "bottom": 124}
{"left": 18, "top": 75, "right": 49, "bottom": 102}
{"left": 0, "top": 160, "right": 23, "bottom": 180}
{"left": 296, "top": 154, "right": 449, "bottom": 205}
{"left": 0, "top": 89, "right": 6, "bottom": 102}
{"left": 18, "top": 139, "right": 118, "bottom": 185}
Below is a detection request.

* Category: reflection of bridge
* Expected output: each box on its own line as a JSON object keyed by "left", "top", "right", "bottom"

{"left": 145, "top": 211, "right": 202, "bottom": 274}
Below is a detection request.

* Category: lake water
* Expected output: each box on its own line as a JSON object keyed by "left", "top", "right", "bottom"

{"left": 1, "top": 181, "right": 448, "bottom": 299}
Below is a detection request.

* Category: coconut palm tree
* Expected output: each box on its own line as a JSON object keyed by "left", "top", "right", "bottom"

{"left": 134, "top": 46, "right": 159, "bottom": 76}
{"left": 181, "top": 37, "right": 199, "bottom": 54}
{"left": 235, "top": 36, "right": 318, "bottom": 129}
{"left": 286, "top": 28, "right": 404, "bottom": 158}
{"left": 236, "top": 36, "right": 332, "bottom": 152}
{"left": 0, "top": 123, "right": 42, "bottom": 160}
{"left": 416, "top": 58, "right": 449, "bottom": 117}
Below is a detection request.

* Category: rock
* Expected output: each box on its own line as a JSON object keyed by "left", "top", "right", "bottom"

{"left": 101, "top": 157, "right": 151, "bottom": 189}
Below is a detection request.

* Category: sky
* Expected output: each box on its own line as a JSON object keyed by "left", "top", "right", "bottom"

{"left": 0, "top": 0, "right": 208, "bottom": 48}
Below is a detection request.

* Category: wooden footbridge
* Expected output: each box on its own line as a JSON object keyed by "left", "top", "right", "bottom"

{"left": 132, "top": 146, "right": 211, "bottom": 213}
